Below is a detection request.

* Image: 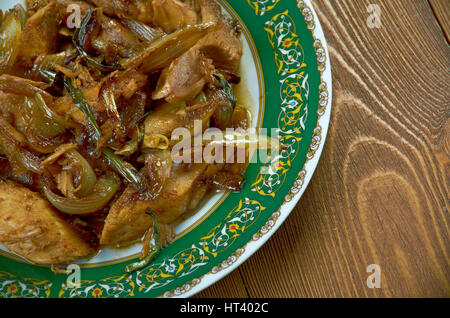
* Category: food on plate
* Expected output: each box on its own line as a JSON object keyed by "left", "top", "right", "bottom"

{"left": 0, "top": 0, "right": 271, "bottom": 271}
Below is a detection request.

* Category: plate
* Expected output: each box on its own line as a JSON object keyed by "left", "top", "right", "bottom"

{"left": 0, "top": 0, "right": 332, "bottom": 298}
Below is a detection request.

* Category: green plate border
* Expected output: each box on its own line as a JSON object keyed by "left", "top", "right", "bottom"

{"left": 0, "top": 0, "right": 332, "bottom": 298}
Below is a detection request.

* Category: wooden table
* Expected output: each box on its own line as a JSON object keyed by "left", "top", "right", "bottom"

{"left": 195, "top": 0, "right": 449, "bottom": 298}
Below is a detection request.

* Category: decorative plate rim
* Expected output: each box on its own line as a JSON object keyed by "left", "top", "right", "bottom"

{"left": 166, "top": 0, "right": 333, "bottom": 298}
{"left": 0, "top": 0, "right": 332, "bottom": 298}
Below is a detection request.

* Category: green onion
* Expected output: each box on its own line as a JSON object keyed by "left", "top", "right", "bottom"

{"left": 102, "top": 147, "right": 143, "bottom": 185}
{"left": 121, "top": 22, "right": 216, "bottom": 73}
{"left": 124, "top": 211, "right": 161, "bottom": 273}
{"left": 63, "top": 77, "right": 101, "bottom": 138}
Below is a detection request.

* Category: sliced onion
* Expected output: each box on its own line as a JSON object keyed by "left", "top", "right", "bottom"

{"left": 121, "top": 22, "right": 216, "bottom": 73}
{"left": 65, "top": 149, "right": 97, "bottom": 198}
{"left": 0, "top": 74, "right": 53, "bottom": 104}
{"left": 115, "top": 125, "right": 144, "bottom": 156}
{"left": 43, "top": 173, "right": 121, "bottom": 215}
{"left": 25, "top": 95, "right": 66, "bottom": 139}
{"left": 12, "top": 4, "right": 27, "bottom": 29}
{"left": 0, "top": 12, "right": 22, "bottom": 70}
{"left": 34, "top": 93, "right": 78, "bottom": 129}
{"left": 29, "top": 52, "right": 71, "bottom": 82}
{"left": 0, "top": 116, "right": 40, "bottom": 175}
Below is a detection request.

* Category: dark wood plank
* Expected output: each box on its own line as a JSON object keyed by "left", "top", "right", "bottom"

{"left": 196, "top": 0, "right": 449, "bottom": 298}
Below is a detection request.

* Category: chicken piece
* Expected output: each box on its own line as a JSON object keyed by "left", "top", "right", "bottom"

{"left": 88, "top": 0, "right": 154, "bottom": 24}
{"left": 100, "top": 163, "right": 209, "bottom": 246}
{"left": 151, "top": 0, "right": 198, "bottom": 34}
{"left": 0, "top": 181, "right": 94, "bottom": 264}
{"left": 152, "top": 48, "right": 214, "bottom": 103}
{"left": 18, "top": 1, "right": 63, "bottom": 65}
{"left": 195, "top": 0, "right": 242, "bottom": 72}
{"left": 93, "top": 16, "right": 143, "bottom": 62}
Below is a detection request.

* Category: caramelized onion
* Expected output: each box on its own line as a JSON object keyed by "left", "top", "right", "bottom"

{"left": 65, "top": 149, "right": 98, "bottom": 198}
{"left": 0, "top": 116, "right": 40, "bottom": 175}
{"left": 115, "top": 125, "right": 144, "bottom": 156}
{"left": 34, "top": 93, "right": 78, "bottom": 129}
{"left": 0, "top": 12, "right": 22, "bottom": 70}
{"left": 121, "top": 22, "right": 216, "bottom": 73}
{"left": 43, "top": 173, "right": 121, "bottom": 215}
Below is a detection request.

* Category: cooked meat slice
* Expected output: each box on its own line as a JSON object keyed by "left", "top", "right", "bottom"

{"left": 0, "top": 180, "right": 94, "bottom": 264}
{"left": 87, "top": 0, "right": 154, "bottom": 24}
{"left": 17, "top": 1, "right": 63, "bottom": 65}
{"left": 93, "top": 16, "right": 143, "bottom": 62}
{"left": 151, "top": 0, "right": 198, "bottom": 33}
{"left": 152, "top": 48, "right": 214, "bottom": 103}
{"left": 195, "top": 0, "right": 242, "bottom": 72}
{"left": 100, "top": 163, "right": 209, "bottom": 246}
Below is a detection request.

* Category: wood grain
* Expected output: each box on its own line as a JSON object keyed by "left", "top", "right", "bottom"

{"left": 428, "top": 0, "right": 450, "bottom": 42}
{"left": 195, "top": 0, "right": 449, "bottom": 298}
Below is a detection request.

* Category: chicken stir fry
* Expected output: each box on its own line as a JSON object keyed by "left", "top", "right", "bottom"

{"left": 0, "top": 0, "right": 250, "bottom": 271}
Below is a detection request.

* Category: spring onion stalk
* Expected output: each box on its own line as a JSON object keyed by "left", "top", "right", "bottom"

{"left": 43, "top": 174, "right": 121, "bottom": 214}
{"left": 121, "top": 22, "right": 216, "bottom": 72}
{"left": 124, "top": 211, "right": 161, "bottom": 273}
{"left": 63, "top": 77, "right": 102, "bottom": 139}
{"left": 102, "top": 147, "right": 143, "bottom": 185}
